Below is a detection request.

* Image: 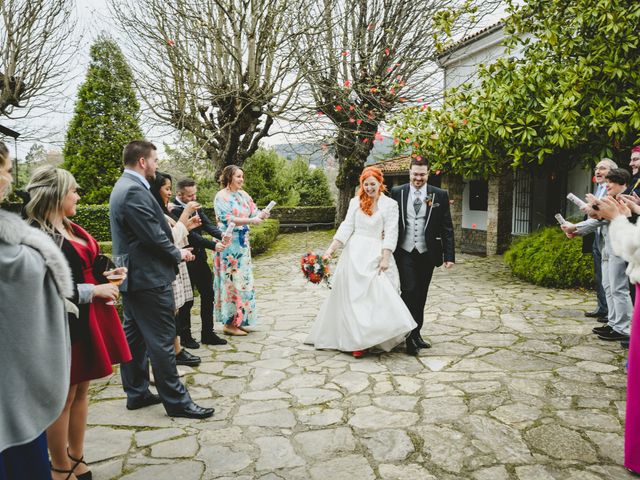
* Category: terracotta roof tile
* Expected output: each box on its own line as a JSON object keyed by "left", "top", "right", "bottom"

{"left": 370, "top": 155, "right": 411, "bottom": 174}
{"left": 437, "top": 21, "right": 504, "bottom": 58}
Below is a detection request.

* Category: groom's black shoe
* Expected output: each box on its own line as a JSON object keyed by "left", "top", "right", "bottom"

{"left": 406, "top": 337, "right": 419, "bottom": 356}
{"left": 416, "top": 335, "right": 431, "bottom": 349}
{"left": 167, "top": 402, "right": 214, "bottom": 419}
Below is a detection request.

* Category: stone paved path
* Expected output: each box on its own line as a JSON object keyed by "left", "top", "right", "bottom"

{"left": 86, "top": 230, "right": 634, "bottom": 479}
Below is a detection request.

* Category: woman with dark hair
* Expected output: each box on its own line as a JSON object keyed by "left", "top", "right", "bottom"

{"left": 305, "top": 166, "right": 416, "bottom": 357}
{"left": 25, "top": 165, "right": 131, "bottom": 480}
{"left": 149, "top": 171, "right": 201, "bottom": 366}
{"left": 213, "top": 165, "right": 269, "bottom": 335}
{"left": 0, "top": 146, "right": 72, "bottom": 480}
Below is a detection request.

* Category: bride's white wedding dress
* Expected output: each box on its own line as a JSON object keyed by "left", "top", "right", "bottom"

{"left": 306, "top": 194, "right": 417, "bottom": 352}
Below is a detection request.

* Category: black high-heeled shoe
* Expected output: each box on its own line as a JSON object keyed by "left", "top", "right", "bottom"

{"left": 68, "top": 450, "right": 92, "bottom": 480}
{"left": 51, "top": 464, "right": 75, "bottom": 480}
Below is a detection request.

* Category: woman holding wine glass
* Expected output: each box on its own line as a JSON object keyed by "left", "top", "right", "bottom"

{"left": 25, "top": 165, "right": 132, "bottom": 480}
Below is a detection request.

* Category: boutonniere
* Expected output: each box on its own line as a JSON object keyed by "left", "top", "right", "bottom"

{"left": 425, "top": 193, "right": 439, "bottom": 208}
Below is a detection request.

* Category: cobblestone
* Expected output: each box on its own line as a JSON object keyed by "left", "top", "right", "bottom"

{"left": 86, "top": 230, "right": 634, "bottom": 478}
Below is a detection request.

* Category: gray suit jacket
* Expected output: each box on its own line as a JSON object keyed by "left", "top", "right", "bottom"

{"left": 109, "top": 171, "right": 182, "bottom": 292}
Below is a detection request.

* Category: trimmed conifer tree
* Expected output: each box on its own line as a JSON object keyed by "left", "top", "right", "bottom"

{"left": 62, "top": 36, "right": 143, "bottom": 204}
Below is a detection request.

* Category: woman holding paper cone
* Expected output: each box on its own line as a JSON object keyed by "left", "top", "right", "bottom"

{"left": 213, "top": 165, "right": 269, "bottom": 335}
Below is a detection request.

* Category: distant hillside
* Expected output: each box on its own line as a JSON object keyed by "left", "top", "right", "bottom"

{"left": 269, "top": 137, "right": 395, "bottom": 168}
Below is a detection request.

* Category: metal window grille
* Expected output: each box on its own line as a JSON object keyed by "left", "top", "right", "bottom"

{"left": 512, "top": 170, "right": 532, "bottom": 235}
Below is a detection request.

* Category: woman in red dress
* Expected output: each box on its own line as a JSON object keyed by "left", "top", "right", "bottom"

{"left": 25, "top": 166, "right": 132, "bottom": 480}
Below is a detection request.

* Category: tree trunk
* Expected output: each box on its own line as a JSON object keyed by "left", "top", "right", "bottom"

{"left": 335, "top": 183, "right": 356, "bottom": 225}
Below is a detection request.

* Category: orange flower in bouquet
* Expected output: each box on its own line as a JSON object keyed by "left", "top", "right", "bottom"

{"left": 300, "top": 251, "right": 331, "bottom": 287}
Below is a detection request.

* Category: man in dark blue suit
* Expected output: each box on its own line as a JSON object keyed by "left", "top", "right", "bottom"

{"left": 109, "top": 140, "right": 213, "bottom": 419}
{"left": 391, "top": 158, "right": 455, "bottom": 355}
{"left": 171, "top": 178, "right": 227, "bottom": 347}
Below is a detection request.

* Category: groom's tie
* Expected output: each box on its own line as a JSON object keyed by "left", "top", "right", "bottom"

{"left": 413, "top": 194, "right": 422, "bottom": 214}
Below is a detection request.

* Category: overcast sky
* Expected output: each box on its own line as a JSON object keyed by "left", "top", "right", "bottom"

{"left": 5, "top": 0, "right": 507, "bottom": 160}
{"left": 5, "top": 0, "right": 169, "bottom": 159}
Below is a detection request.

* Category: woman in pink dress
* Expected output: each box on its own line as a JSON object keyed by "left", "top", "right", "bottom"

{"left": 593, "top": 188, "right": 640, "bottom": 474}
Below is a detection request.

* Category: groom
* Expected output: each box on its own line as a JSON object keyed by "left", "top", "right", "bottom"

{"left": 391, "top": 158, "right": 455, "bottom": 355}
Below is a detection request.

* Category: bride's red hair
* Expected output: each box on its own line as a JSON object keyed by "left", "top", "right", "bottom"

{"left": 358, "top": 166, "right": 387, "bottom": 216}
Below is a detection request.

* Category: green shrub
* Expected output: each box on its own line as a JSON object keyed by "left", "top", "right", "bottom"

{"left": 243, "top": 150, "right": 296, "bottom": 206}
{"left": 73, "top": 205, "right": 111, "bottom": 241}
{"left": 504, "top": 226, "right": 594, "bottom": 289}
{"left": 249, "top": 219, "right": 280, "bottom": 255}
{"left": 98, "top": 241, "right": 112, "bottom": 255}
{"left": 290, "top": 158, "right": 334, "bottom": 206}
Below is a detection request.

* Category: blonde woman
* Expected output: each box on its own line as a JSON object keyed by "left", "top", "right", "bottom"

{"left": 25, "top": 166, "right": 132, "bottom": 480}
{"left": 0, "top": 146, "right": 72, "bottom": 479}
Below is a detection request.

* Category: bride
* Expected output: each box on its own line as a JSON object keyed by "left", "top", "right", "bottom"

{"left": 306, "top": 166, "right": 417, "bottom": 356}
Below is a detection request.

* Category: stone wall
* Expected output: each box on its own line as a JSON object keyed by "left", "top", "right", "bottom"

{"left": 441, "top": 174, "right": 464, "bottom": 253}
{"left": 486, "top": 171, "right": 514, "bottom": 255}
{"left": 460, "top": 228, "right": 487, "bottom": 254}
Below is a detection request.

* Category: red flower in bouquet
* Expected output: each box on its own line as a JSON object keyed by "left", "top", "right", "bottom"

{"left": 301, "top": 251, "right": 331, "bottom": 286}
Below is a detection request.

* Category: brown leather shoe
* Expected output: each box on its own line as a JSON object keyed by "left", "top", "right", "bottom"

{"left": 223, "top": 325, "right": 248, "bottom": 336}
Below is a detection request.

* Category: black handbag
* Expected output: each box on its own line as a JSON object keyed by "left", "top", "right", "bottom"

{"left": 93, "top": 254, "right": 115, "bottom": 284}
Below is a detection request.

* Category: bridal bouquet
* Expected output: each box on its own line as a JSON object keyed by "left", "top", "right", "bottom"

{"left": 300, "top": 251, "right": 331, "bottom": 286}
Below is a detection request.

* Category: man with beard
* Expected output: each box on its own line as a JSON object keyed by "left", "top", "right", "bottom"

{"left": 626, "top": 146, "right": 640, "bottom": 196}
{"left": 109, "top": 141, "right": 214, "bottom": 419}
{"left": 391, "top": 158, "right": 455, "bottom": 355}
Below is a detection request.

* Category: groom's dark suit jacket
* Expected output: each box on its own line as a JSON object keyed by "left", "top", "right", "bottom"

{"left": 390, "top": 183, "right": 455, "bottom": 266}
{"left": 109, "top": 171, "right": 182, "bottom": 292}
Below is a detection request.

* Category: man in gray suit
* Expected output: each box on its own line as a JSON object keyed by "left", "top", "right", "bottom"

{"left": 109, "top": 140, "right": 214, "bottom": 419}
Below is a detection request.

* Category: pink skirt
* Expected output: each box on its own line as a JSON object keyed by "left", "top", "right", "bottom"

{"left": 625, "top": 283, "right": 640, "bottom": 473}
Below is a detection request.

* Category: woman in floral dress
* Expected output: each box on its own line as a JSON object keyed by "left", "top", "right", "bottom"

{"left": 213, "top": 165, "right": 269, "bottom": 335}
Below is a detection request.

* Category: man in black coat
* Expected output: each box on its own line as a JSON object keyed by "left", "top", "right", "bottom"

{"left": 172, "top": 178, "right": 227, "bottom": 347}
{"left": 391, "top": 158, "right": 455, "bottom": 355}
{"left": 109, "top": 141, "right": 213, "bottom": 419}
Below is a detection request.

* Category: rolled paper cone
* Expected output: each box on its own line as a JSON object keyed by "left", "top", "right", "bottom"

{"left": 224, "top": 222, "right": 236, "bottom": 236}
{"left": 264, "top": 200, "right": 277, "bottom": 213}
{"left": 566, "top": 193, "right": 587, "bottom": 209}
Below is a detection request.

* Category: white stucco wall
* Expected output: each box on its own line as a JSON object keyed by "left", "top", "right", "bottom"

{"left": 462, "top": 177, "right": 488, "bottom": 230}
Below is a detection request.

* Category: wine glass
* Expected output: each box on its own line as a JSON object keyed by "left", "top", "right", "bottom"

{"left": 105, "top": 254, "right": 127, "bottom": 305}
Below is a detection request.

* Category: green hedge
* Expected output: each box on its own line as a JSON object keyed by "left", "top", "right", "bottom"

{"left": 72, "top": 205, "right": 330, "bottom": 241}
{"left": 266, "top": 206, "right": 335, "bottom": 225}
{"left": 73, "top": 205, "right": 112, "bottom": 241}
{"left": 504, "top": 226, "right": 594, "bottom": 289}
{"left": 97, "top": 219, "right": 279, "bottom": 257}
{"left": 249, "top": 219, "right": 280, "bottom": 255}
{"left": 3, "top": 202, "right": 326, "bottom": 240}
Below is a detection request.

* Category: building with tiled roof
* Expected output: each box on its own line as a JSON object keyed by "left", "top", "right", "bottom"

{"left": 410, "top": 20, "right": 592, "bottom": 255}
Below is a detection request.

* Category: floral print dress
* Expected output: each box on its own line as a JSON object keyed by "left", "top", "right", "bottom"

{"left": 213, "top": 189, "right": 259, "bottom": 327}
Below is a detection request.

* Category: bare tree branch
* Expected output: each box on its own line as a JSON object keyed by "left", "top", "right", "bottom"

{"left": 110, "top": 0, "right": 304, "bottom": 173}
{"left": 290, "top": 0, "right": 505, "bottom": 221}
{"left": 0, "top": 0, "right": 77, "bottom": 119}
